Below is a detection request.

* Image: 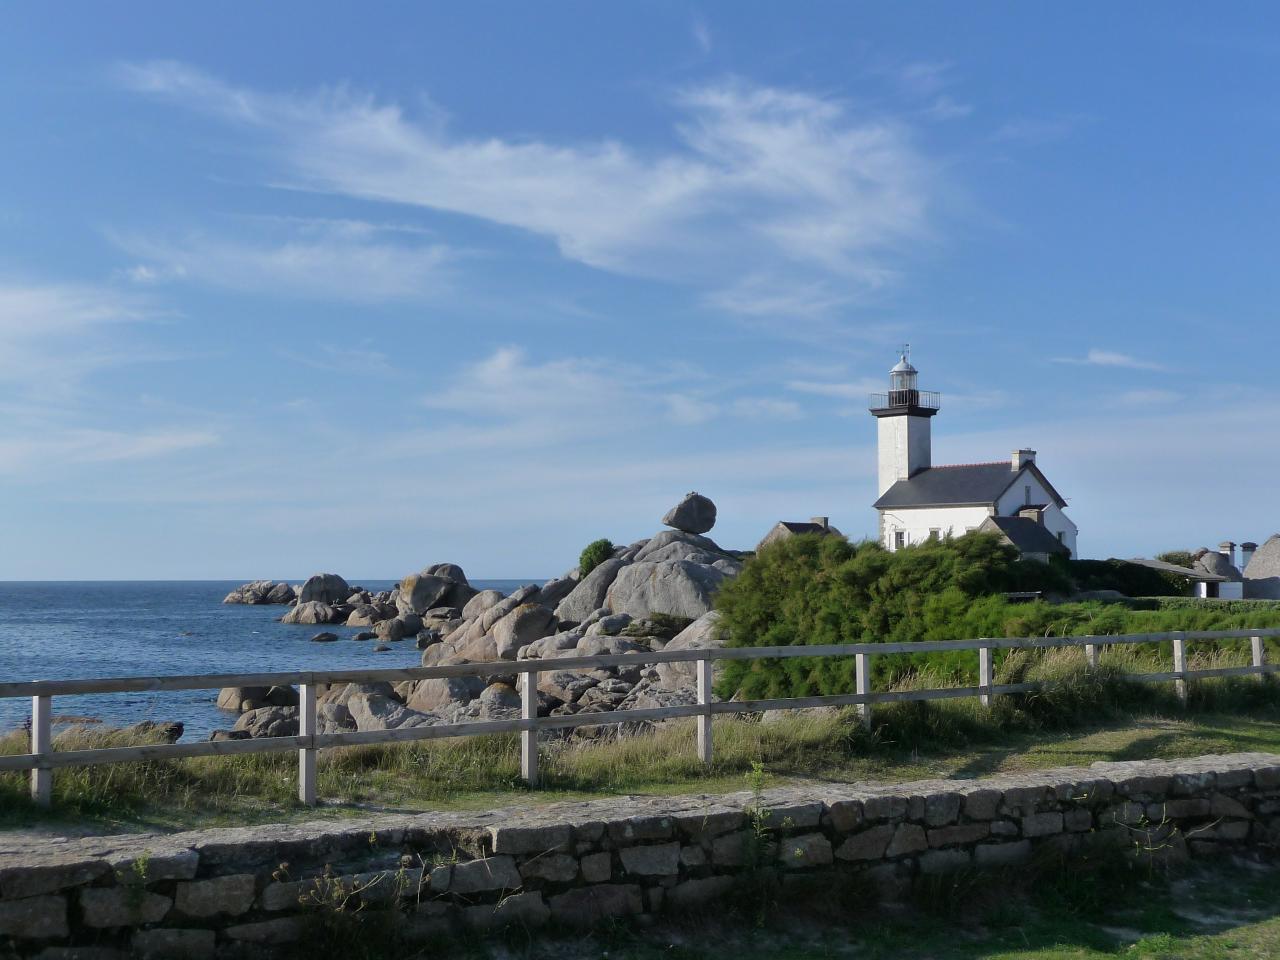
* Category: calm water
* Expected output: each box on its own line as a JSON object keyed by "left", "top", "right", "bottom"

{"left": 0, "top": 580, "right": 534, "bottom": 738}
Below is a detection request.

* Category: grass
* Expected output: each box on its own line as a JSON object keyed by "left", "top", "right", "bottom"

{"left": 3, "top": 646, "right": 1280, "bottom": 833}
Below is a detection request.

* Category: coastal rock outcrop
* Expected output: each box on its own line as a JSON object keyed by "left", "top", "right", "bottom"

{"left": 605, "top": 559, "right": 729, "bottom": 620}
{"left": 298, "top": 573, "right": 351, "bottom": 605}
{"left": 222, "top": 580, "right": 295, "bottom": 605}
{"left": 281, "top": 601, "right": 343, "bottom": 625}
{"left": 554, "top": 559, "right": 624, "bottom": 623}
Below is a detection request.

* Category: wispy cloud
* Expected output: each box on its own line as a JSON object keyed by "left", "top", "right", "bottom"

{"left": 1053, "top": 348, "right": 1168, "bottom": 372}
{"left": 991, "top": 116, "right": 1087, "bottom": 145}
{"left": 785, "top": 376, "right": 884, "bottom": 400}
{"left": 110, "top": 219, "right": 453, "bottom": 302}
{"left": 117, "top": 62, "right": 938, "bottom": 321}
{"left": 0, "top": 427, "right": 218, "bottom": 476}
{"left": 691, "top": 15, "right": 712, "bottom": 54}
{"left": 0, "top": 282, "right": 160, "bottom": 397}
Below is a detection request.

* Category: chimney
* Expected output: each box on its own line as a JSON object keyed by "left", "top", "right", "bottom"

{"left": 1018, "top": 506, "right": 1044, "bottom": 525}
{"left": 1011, "top": 448, "right": 1036, "bottom": 472}
{"left": 810, "top": 516, "right": 829, "bottom": 530}
{"left": 1219, "top": 541, "right": 1237, "bottom": 568}
{"left": 1242, "top": 541, "right": 1258, "bottom": 570}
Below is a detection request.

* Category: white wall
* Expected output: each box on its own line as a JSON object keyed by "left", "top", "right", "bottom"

{"left": 877, "top": 414, "right": 931, "bottom": 496}
{"left": 879, "top": 505, "right": 991, "bottom": 551}
{"left": 995, "top": 469, "right": 1079, "bottom": 558}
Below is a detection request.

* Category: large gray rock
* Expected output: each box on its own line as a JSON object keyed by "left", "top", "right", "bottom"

{"left": 425, "top": 562, "right": 467, "bottom": 583}
{"left": 462, "top": 589, "right": 506, "bottom": 620}
{"left": 232, "top": 706, "right": 298, "bottom": 738}
{"left": 661, "top": 492, "right": 717, "bottom": 534}
{"left": 655, "top": 611, "right": 725, "bottom": 687}
{"left": 396, "top": 574, "right": 453, "bottom": 616}
{"left": 634, "top": 529, "right": 725, "bottom": 563}
{"left": 606, "top": 560, "right": 728, "bottom": 620}
{"left": 347, "top": 694, "right": 441, "bottom": 731}
{"left": 298, "top": 573, "right": 351, "bottom": 605}
{"left": 345, "top": 603, "right": 387, "bottom": 627}
{"left": 318, "top": 681, "right": 397, "bottom": 706}
{"left": 536, "top": 575, "right": 578, "bottom": 610}
{"left": 375, "top": 614, "right": 422, "bottom": 641}
{"left": 281, "top": 601, "right": 342, "bottom": 625}
{"left": 555, "top": 558, "right": 625, "bottom": 622}
{"left": 491, "top": 604, "right": 557, "bottom": 659}
{"left": 406, "top": 676, "right": 486, "bottom": 713}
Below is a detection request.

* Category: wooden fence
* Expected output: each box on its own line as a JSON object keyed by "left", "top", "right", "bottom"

{"left": 2, "top": 628, "right": 1278, "bottom": 808}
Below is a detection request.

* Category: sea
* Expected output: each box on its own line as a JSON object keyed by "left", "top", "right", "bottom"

{"left": 0, "top": 580, "right": 535, "bottom": 739}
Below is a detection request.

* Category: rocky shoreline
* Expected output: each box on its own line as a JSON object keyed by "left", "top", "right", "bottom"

{"left": 213, "top": 492, "right": 736, "bottom": 742}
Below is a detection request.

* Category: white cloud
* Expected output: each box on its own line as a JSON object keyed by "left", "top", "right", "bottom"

{"left": 666, "top": 393, "right": 719, "bottom": 425}
{"left": 0, "top": 428, "right": 218, "bottom": 475}
{"left": 118, "top": 62, "right": 936, "bottom": 318}
{"left": 785, "top": 377, "right": 884, "bottom": 400}
{"left": 732, "top": 397, "right": 803, "bottom": 420}
{"left": 0, "top": 282, "right": 159, "bottom": 397}
{"left": 111, "top": 219, "right": 453, "bottom": 302}
{"left": 1052, "top": 348, "right": 1168, "bottom": 372}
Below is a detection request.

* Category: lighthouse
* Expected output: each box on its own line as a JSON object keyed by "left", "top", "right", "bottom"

{"left": 868, "top": 347, "right": 940, "bottom": 497}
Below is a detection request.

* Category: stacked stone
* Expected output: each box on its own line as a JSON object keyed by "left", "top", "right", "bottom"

{"left": 2, "top": 753, "right": 1279, "bottom": 956}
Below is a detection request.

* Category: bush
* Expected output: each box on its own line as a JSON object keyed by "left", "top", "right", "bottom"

{"left": 578, "top": 538, "right": 615, "bottom": 577}
{"left": 1067, "top": 558, "right": 1187, "bottom": 597}
{"left": 714, "top": 533, "right": 1280, "bottom": 701}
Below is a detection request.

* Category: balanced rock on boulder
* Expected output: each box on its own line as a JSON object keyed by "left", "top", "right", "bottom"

{"left": 661, "top": 492, "right": 717, "bottom": 535}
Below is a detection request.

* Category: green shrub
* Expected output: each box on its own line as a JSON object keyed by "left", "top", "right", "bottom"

{"left": 1067, "top": 558, "right": 1188, "bottom": 597}
{"left": 714, "top": 533, "right": 1280, "bottom": 700}
{"left": 578, "top": 538, "right": 615, "bottom": 577}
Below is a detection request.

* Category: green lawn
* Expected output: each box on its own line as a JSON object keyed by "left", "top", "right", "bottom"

{"left": 3, "top": 705, "right": 1280, "bottom": 834}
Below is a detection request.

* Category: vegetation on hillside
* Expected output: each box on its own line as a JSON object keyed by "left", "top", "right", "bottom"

{"left": 578, "top": 538, "right": 615, "bottom": 577}
{"left": 714, "top": 533, "right": 1280, "bottom": 700}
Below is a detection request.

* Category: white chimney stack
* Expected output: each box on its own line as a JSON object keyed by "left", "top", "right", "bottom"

{"left": 1011, "top": 449, "right": 1036, "bottom": 472}
{"left": 810, "top": 516, "right": 829, "bottom": 530}
{"left": 1242, "top": 541, "right": 1258, "bottom": 571}
{"left": 1219, "top": 541, "right": 1238, "bottom": 568}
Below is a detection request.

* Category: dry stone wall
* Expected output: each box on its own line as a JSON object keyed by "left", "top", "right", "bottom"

{"left": 3, "top": 753, "right": 1280, "bottom": 956}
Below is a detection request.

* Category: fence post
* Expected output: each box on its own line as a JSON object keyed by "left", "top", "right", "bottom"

{"left": 1252, "top": 635, "right": 1266, "bottom": 679}
{"left": 696, "top": 657, "right": 713, "bottom": 766}
{"left": 854, "top": 652, "right": 872, "bottom": 731}
{"left": 1084, "top": 638, "right": 1099, "bottom": 670}
{"left": 1172, "top": 632, "right": 1188, "bottom": 705}
{"left": 30, "top": 695, "right": 51, "bottom": 808}
{"left": 521, "top": 669, "right": 539, "bottom": 786}
{"left": 978, "top": 645, "right": 993, "bottom": 708}
{"left": 298, "top": 682, "right": 317, "bottom": 806}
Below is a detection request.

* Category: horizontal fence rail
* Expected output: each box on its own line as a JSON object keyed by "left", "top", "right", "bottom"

{"left": 3, "top": 628, "right": 1279, "bottom": 807}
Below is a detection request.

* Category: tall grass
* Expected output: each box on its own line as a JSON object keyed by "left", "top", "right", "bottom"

{"left": 3, "top": 645, "right": 1279, "bottom": 829}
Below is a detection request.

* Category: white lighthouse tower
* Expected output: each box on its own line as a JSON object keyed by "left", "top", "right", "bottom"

{"left": 869, "top": 347, "right": 940, "bottom": 496}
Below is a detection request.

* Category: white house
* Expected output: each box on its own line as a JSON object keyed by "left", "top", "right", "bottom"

{"left": 869, "top": 351, "right": 1079, "bottom": 557}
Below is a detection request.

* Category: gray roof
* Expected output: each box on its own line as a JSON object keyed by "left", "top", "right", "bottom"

{"left": 980, "top": 516, "right": 1070, "bottom": 557}
{"left": 1195, "top": 550, "right": 1243, "bottom": 582}
{"left": 874, "top": 462, "right": 1067, "bottom": 510}
{"left": 1128, "top": 557, "right": 1226, "bottom": 583}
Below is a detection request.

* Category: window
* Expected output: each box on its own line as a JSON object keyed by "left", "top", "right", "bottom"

{"left": 894, "top": 530, "right": 906, "bottom": 550}
{"left": 1057, "top": 531, "right": 1065, "bottom": 542}
{"left": 928, "top": 528, "right": 941, "bottom": 540}
{"left": 1024, "top": 485, "right": 1032, "bottom": 505}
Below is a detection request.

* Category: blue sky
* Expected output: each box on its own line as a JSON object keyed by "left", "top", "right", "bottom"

{"left": 2, "top": 2, "right": 1279, "bottom": 580}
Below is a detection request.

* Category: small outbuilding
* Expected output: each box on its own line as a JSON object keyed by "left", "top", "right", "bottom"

{"left": 756, "top": 516, "right": 843, "bottom": 552}
{"left": 978, "top": 512, "right": 1071, "bottom": 564}
{"left": 1193, "top": 543, "right": 1244, "bottom": 599}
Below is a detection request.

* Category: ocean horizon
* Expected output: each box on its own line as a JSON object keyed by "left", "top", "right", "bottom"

{"left": 0, "top": 579, "right": 541, "bottom": 738}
